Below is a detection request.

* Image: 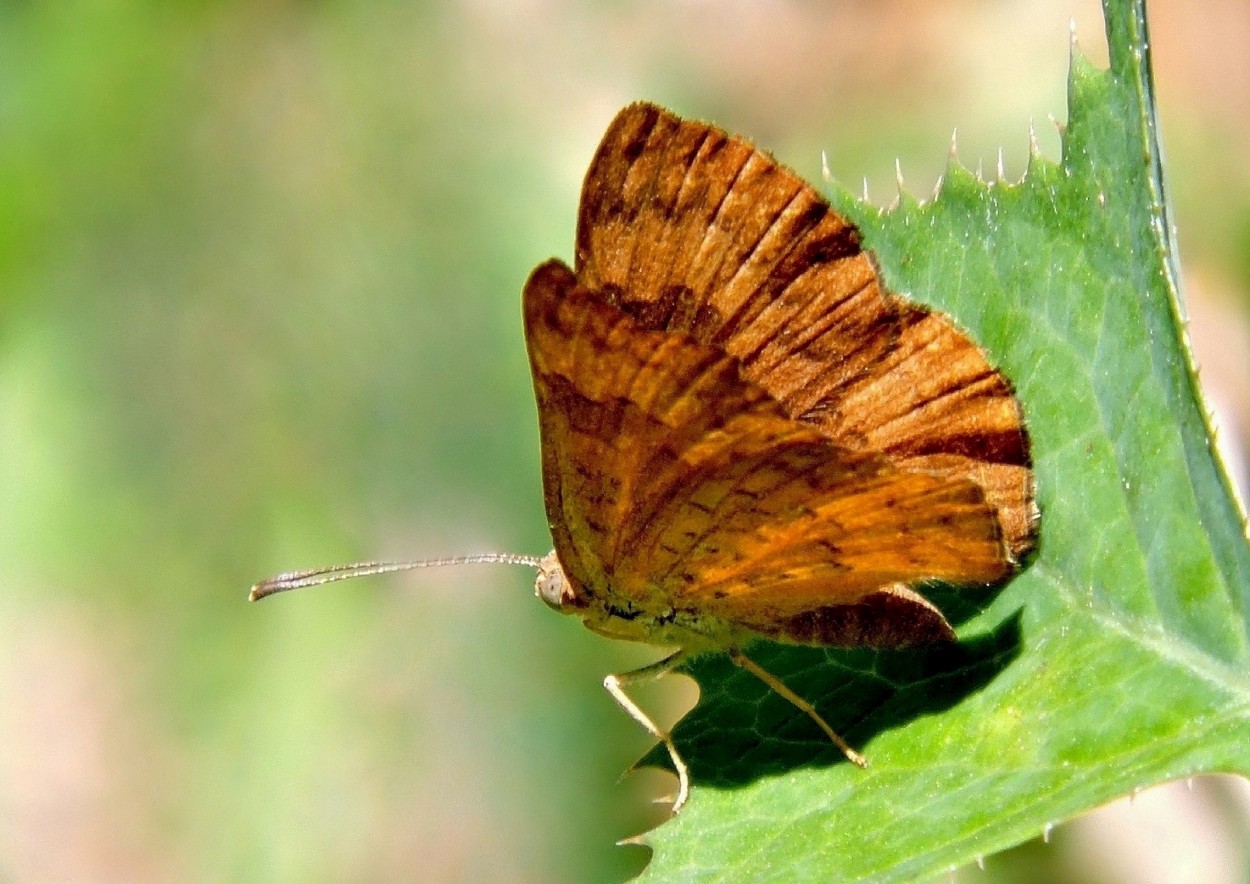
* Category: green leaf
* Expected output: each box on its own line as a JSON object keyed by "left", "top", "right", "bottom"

{"left": 638, "top": 0, "right": 1250, "bottom": 879}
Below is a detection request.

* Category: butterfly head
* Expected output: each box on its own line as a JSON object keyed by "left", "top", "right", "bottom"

{"left": 535, "top": 550, "right": 587, "bottom": 612}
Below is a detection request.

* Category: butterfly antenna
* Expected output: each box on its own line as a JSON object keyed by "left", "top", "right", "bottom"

{"left": 249, "top": 553, "right": 545, "bottom": 601}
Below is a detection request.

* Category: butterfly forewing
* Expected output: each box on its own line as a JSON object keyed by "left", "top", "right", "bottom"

{"left": 523, "top": 260, "right": 1013, "bottom": 634}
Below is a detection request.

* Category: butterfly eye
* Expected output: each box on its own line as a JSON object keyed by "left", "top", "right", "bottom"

{"left": 535, "top": 551, "right": 574, "bottom": 611}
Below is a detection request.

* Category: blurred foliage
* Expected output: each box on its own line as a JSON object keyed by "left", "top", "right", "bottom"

{"left": 0, "top": 1, "right": 1246, "bottom": 883}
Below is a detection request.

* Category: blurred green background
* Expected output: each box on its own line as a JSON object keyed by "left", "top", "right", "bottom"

{"left": 2, "top": 2, "right": 1247, "bottom": 882}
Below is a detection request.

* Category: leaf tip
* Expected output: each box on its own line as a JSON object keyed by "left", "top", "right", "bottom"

{"left": 616, "top": 832, "right": 652, "bottom": 849}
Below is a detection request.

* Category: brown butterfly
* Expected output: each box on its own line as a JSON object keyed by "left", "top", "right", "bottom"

{"left": 253, "top": 102, "right": 1036, "bottom": 814}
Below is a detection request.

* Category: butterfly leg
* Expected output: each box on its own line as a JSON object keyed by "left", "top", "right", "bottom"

{"left": 728, "top": 648, "right": 868, "bottom": 768}
{"left": 602, "top": 649, "right": 691, "bottom": 814}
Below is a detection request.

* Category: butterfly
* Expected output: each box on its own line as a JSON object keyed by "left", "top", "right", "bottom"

{"left": 521, "top": 102, "right": 1035, "bottom": 811}
{"left": 253, "top": 101, "right": 1036, "bottom": 815}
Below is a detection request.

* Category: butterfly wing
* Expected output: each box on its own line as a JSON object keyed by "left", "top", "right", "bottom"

{"left": 523, "top": 260, "right": 1010, "bottom": 645}
{"left": 575, "top": 102, "right": 1035, "bottom": 560}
